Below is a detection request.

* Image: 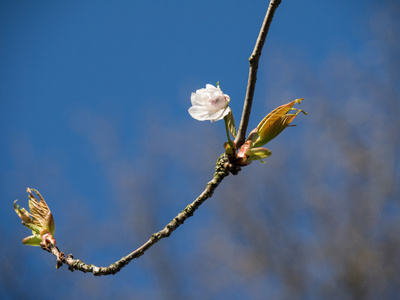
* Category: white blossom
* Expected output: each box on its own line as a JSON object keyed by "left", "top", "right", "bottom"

{"left": 188, "top": 84, "right": 231, "bottom": 122}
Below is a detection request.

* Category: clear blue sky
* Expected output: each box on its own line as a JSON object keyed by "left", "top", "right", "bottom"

{"left": 1, "top": 0, "right": 398, "bottom": 299}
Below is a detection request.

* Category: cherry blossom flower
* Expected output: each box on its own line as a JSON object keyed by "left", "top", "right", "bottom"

{"left": 189, "top": 84, "right": 231, "bottom": 122}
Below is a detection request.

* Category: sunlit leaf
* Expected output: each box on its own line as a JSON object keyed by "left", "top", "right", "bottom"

{"left": 14, "top": 188, "right": 56, "bottom": 247}
{"left": 226, "top": 110, "right": 237, "bottom": 138}
{"left": 253, "top": 98, "right": 305, "bottom": 148}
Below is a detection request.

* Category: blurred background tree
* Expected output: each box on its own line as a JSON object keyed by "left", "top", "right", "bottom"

{"left": 1, "top": 0, "right": 399, "bottom": 299}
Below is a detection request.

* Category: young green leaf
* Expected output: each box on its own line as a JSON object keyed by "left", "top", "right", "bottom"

{"left": 226, "top": 110, "right": 237, "bottom": 138}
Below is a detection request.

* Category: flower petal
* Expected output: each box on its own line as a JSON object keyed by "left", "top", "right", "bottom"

{"left": 188, "top": 106, "right": 213, "bottom": 121}
{"left": 205, "top": 84, "right": 217, "bottom": 90}
{"left": 207, "top": 106, "right": 231, "bottom": 122}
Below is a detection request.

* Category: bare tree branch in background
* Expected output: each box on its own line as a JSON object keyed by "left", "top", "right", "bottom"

{"left": 196, "top": 2, "right": 400, "bottom": 298}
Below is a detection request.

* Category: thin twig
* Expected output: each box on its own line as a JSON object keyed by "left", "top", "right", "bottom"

{"left": 234, "top": 0, "right": 282, "bottom": 147}
{"left": 45, "top": 154, "right": 231, "bottom": 275}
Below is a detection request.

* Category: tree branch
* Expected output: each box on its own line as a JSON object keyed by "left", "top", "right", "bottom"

{"left": 234, "top": 0, "right": 282, "bottom": 147}
{"left": 45, "top": 154, "right": 231, "bottom": 275}
{"left": 24, "top": 1, "right": 283, "bottom": 275}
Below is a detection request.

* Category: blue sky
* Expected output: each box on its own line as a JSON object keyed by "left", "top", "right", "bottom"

{"left": 1, "top": 0, "right": 399, "bottom": 299}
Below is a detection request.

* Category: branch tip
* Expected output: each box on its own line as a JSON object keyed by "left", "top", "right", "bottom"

{"left": 235, "top": 0, "right": 282, "bottom": 147}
